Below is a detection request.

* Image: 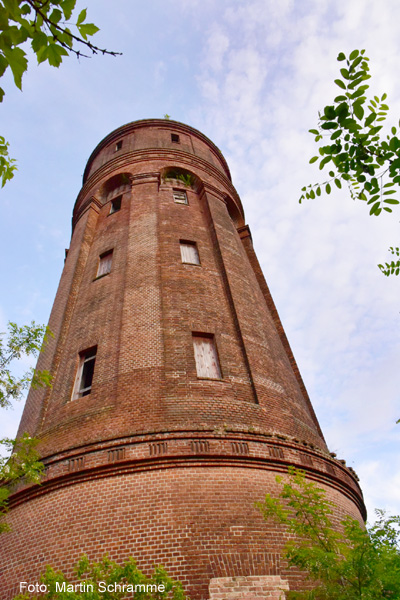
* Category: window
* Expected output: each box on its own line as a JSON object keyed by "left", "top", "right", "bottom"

{"left": 173, "top": 189, "right": 188, "bottom": 204}
{"left": 115, "top": 140, "right": 123, "bottom": 151}
{"left": 109, "top": 195, "right": 122, "bottom": 214}
{"left": 180, "top": 241, "right": 200, "bottom": 265}
{"left": 171, "top": 133, "right": 180, "bottom": 143}
{"left": 97, "top": 250, "right": 113, "bottom": 278}
{"left": 192, "top": 334, "right": 221, "bottom": 379}
{"left": 73, "top": 347, "right": 97, "bottom": 399}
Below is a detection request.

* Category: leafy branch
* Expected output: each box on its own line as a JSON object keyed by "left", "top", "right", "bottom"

{"left": 0, "top": 433, "right": 44, "bottom": 534}
{"left": 257, "top": 467, "right": 400, "bottom": 599}
{"left": 300, "top": 49, "right": 400, "bottom": 276}
{"left": 0, "top": 0, "right": 121, "bottom": 187}
{"left": 0, "top": 321, "right": 52, "bottom": 409}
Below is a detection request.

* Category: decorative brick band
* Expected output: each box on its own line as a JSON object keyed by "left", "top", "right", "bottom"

{"left": 7, "top": 432, "right": 365, "bottom": 518}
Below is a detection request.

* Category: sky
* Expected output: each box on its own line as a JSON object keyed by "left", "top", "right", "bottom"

{"left": 1, "top": 0, "right": 399, "bottom": 520}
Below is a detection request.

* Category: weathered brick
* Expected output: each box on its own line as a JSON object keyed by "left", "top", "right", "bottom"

{"left": 0, "top": 120, "right": 365, "bottom": 600}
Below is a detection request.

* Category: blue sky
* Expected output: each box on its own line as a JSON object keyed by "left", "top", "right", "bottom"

{"left": 1, "top": 0, "right": 399, "bottom": 519}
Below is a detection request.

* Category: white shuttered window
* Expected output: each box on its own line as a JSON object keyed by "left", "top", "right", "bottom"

{"left": 193, "top": 334, "right": 221, "bottom": 379}
{"left": 173, "top": 189, "right": 188, "bottom": 204}
{"left": 97, "top": 250, "right": 113, "bottom": 277}
{"left": 180, "top": 241, "right": 200, "bottom": 265}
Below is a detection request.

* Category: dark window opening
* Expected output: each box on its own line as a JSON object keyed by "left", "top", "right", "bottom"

{"left": 115, "top": 140, "right": 123, "bottom": 151}
{"left": 109, "top": 195, "right": 122, "bottom": 214}
{"left": 171, "top": 133, "right": 180, "bottom": 143}
{"left": 74, "top": 347, "right": 97, "bottom": 399}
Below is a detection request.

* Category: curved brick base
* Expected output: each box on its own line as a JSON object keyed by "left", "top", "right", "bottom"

{"left": 0, "top": 465, "right": 362, "bottom": 599}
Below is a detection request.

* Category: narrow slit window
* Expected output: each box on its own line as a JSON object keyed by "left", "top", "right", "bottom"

{"left": 97, "top": 250, "right": 113, "bottom": 278}
{"left": 173, "top": 189, "right": 188, "bottom": 204}
{"left": 171, "top": 133, "right": 180, "bottom": 143}
{"left": 192, "top": 334, "right": 221, "bottom": 379}
{"left": 115, "top": 140, "right": 123, "bottom": 151}
{"left": 109, "top": 195, "right": 122, "bottom": 214}
{"left": 73, "top": 347, "right": 97, "bottom": 399}
{"left": 180, "top": 241, "right": 200, "bottom": 265}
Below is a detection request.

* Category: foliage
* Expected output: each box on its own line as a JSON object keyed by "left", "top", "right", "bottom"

{"left": 164, "top": 168, "right": 195, "bottom": 187}
{"left": 0, "top": 135, "right": 17, "bottom": 187}
{"left": 164, "top": 114, "right": 171, "bottom": 120}
{"left": 256, "top": 467, "right": 400, "bottom": 599}
{"left": 0, "top": 0, "right": 121, "bottom": 186}
{"left": 0, "top": 320, "right": 52, "bottom": 409}
{"left": 0, "top": 433, "right": 44, "bottom": 533}
{"left": 299, "top": 49, "right": 400, "bottom": 276}
{"left": 0, "top": 321, "right": 51, "bottom": 532}
{"left": 14, "top": 555, "right": 188, "bottom": 599}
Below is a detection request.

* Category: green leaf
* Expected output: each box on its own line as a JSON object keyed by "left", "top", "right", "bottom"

{"left": 49, "top": 9, "right": 62, "bottom": 23}
{"left": 340, "top": 68, "right": 350, "bottom": 80}
{"left": 60, "top": 0, "right": 76, "bottom": 20}
{"left": 319, "top": 156, "right": 331, "bottom": 169}
{"left": 316, "top": 186, "right": 321, "bottom": 196}
{"left": 365, "top": 112, "right": 376, "bottom": 127}
{"left": 391, "top": 127, "right": 397, "bottom": 135}
{"left": 334, "top": 79, "right": 346, "bottom": 90}
{"left": 337, "top": 52, "right": 346, "bottom": 61}
{"left": 334, "top": 179, "right": 342, "bottom": 189}
{"left": 2, "top": 47, "right": 28, "bottom": 90}
{"left": 44, "top": 43, "right": 69, "bottom": 67}
{"left": 309, "top": 156, "right": 319, "bottom": 164}
{"left": 309, "top": 129, "right": 319, "bottom": 135}
{"left": 330, "top": 130, "right": 342, "bottom": 140}
{"left": 0, "top": 55, "right": 8, "bottom": 78}
{"left": 351, "top": 56, "right": 363, "bottom": 69}
{"left": 77, "top": 22, "right": 100, "bottom": 40}
{"left": 31, "top": 31, "right": 48, "bottom": 55}
{"left": 325, "top": 183, "right": 331, "bottom": 194}
{"left": 76, "top": 8, "right": 87, "bottom": 25}
{"left": 323, "top": 105, "right": 336, "bottom": 119}
{"left": 353, "top": 102, "right": 364, "bottom": 120}
{"left": 370, "top": 201, "right": 380, "bottom": 215}
{"left": 321, "top": 122, "right": 338, "bottom": 130}
{"left": 383, "top": 199, "right": 399, "bottom": 204}
{"left": 349, "top": 49, "right": 359, "bottom": 60}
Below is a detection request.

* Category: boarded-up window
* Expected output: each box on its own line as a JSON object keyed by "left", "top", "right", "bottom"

{"left": 173, "top": 189, "right": 188, "bottom": 204}
{"left": 73, "top": 347, "right": 97, "bottom": 399}
{"left": 193, "top": 334, "right": 221, "bottom": 379}
{"left": 97, "top": 250, "right": 113, "bottom": 277}
{"left": 180, "top": 241, "right": 200, "bottom": 265}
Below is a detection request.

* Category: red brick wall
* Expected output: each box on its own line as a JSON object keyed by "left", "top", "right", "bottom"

{"left": 2, "top": 119, "right": 365, "bottom": 600}
{"left": 1, "top": 467, "right": 361, "bottom": 600}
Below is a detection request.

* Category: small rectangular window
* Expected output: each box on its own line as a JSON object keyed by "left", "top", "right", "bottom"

{"left": 180, "top": 241, "right": 200, "bottom": 265}
{"left": 192, "top": 334, "right": 221, "bottom": 379}
{"left": 115, "top": 140, "right": 123, "bottom": 151}
{"left": 109, "top": 195, "right": 122, "bottom": 214}
{"left": 73, "top": 347, "right": 97, "bottom": 399}
{"left": 97, "top": 250, "right": 113, "bottom": 278}
{"left": 171, "top": 133, "right": 180, "bottom": 143}
{"left": 173, "top": 189, "right": 188, "bottom": 204}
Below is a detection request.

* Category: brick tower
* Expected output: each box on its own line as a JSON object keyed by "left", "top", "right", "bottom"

{"left": 1, "top": 120, "right": 365, "bottom": 599}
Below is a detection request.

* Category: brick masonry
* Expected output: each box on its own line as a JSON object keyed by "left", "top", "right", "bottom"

{"left": 0, "top": 120, "right": 365, "bottom": 600}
